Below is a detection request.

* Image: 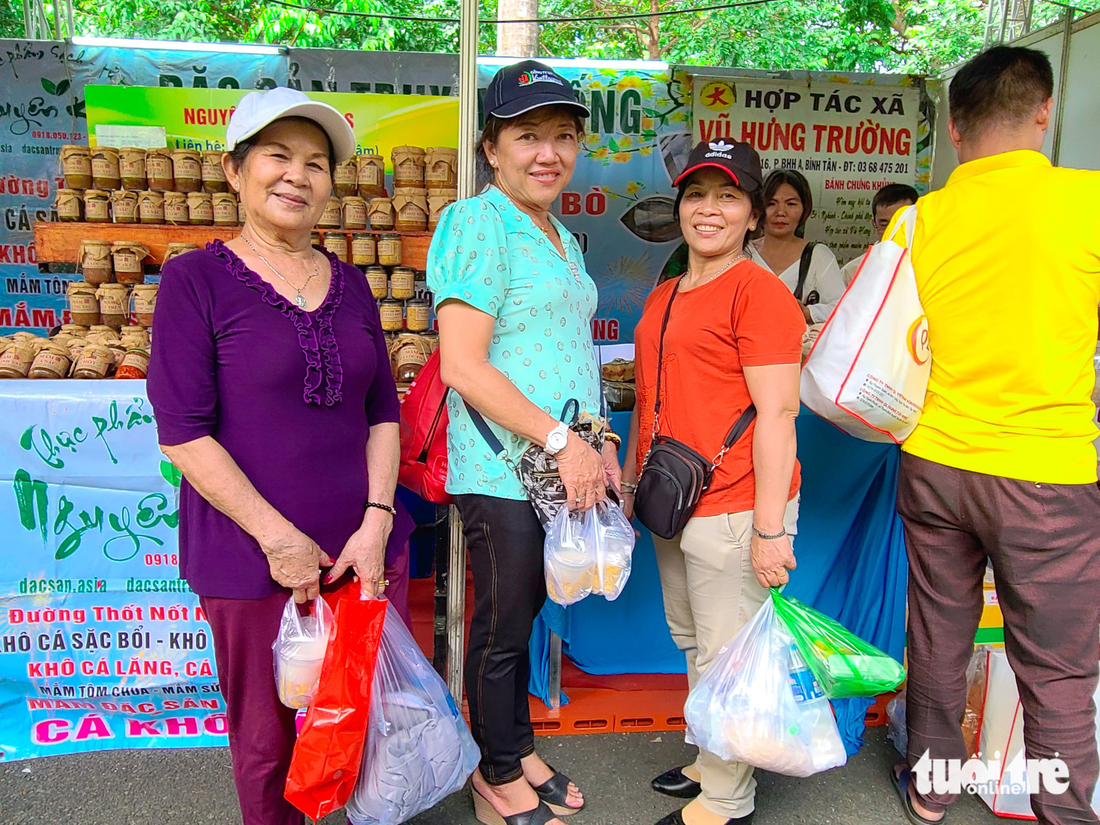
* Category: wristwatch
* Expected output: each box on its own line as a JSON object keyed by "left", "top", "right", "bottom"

{"left": 544, "top": 422, "right": 570, "bottom": 455}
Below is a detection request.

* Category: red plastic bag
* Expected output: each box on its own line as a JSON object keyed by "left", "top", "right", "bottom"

{"left": 398, "top": 348, "right": 453, "bottom": 504}
{"left": 284, "top": 580, "right": 387, "bottom": 820}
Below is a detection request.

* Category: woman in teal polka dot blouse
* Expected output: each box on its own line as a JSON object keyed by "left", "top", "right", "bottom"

{"left": 427, "top": 60, "right": 622, "bottom": 825}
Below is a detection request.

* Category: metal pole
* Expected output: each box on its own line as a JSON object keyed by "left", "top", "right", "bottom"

{"left": 1050, "top": 6, "right": 1074, "bottom": 166}
{"left": 547, "top": 632, "right": 563, "bottom": 709}
{"left": 65, "top": 0, "right": 74, "bottom": 38}
{"left": 446, "top": 505, "right": 467, "bottom": 704}
{"left": 457, "top": 0, "right": 480, "bottom": 201}
{"left": 23, "top": 0, "right": 34, "bottom": 39}
{"left": 997, "top": 0, "right": 1011, "bottom": 44}
{"left": 53, "top": 0, "right": 61, "bottom": 41}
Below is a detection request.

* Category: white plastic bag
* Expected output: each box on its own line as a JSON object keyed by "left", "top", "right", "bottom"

{"left": 544, "top": 499, "right": 635, "bottom": 606}
{"left": 684, "top": 598, "right": 847, "bottom": 777}
{"left": 273, "top": 596, "right": 333, "bottom": 709}
{"left": 800, "top": 205, "right": 930, "bottom": 443}
{"left": 345, "top": 602, "right": 479, "bottom": 825}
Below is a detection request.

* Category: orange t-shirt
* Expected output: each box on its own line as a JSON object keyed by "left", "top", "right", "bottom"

{"left": 634, "top": 260, "right": 805, "bottom": 517}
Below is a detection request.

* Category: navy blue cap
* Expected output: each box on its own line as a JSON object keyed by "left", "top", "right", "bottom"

{"left": 485, "top": 60, "right": 590, "bottom": 119}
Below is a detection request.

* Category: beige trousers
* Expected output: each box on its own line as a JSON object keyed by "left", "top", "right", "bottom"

{"left": 653, "top": 497, "right": 800, "bottom": 820}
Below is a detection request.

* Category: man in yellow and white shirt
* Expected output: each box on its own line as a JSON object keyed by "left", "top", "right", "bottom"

{"left": 891, "top": 46, "right": 1100, "bottom": 825}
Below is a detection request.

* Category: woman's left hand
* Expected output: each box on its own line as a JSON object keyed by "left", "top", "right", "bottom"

{"left": 601, "top": 440, "right": 623, "bottom": 494}
{"left": 326, "top": 511, "right": 393, "bottom": 599}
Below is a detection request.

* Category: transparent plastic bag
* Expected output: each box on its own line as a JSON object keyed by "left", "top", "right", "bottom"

{"left": 685, "top": 598, "right": 847, "bottom": 777}
{"left": 544, "top": 499, "right": 635, "bottom": 606}
{"left": 273, "top": 596, "right": 334, "bottom": 709}
{"left": 887, "top": 690, "right": 907, "bottom": 757}
{"left": 345, "top": 602, "right": 479, "bottom": 825}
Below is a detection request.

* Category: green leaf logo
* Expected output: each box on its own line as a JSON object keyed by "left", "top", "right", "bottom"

{"left": 41, "top": 78, "right": 56, "bottom": 95}
{"left": 159, "top": 461, "right": 182, "bottom": 488}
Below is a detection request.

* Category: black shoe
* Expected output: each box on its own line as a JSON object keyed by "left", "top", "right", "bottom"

{"left": 654, "top": 809, "right": 754, "bottom": 825}
{"left": 651, "top": 766, "right": 702, "bottom": 799}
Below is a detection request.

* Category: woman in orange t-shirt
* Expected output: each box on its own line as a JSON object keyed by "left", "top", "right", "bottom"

{"left": 622, "top": 140, "right": 805, "bottom": 825}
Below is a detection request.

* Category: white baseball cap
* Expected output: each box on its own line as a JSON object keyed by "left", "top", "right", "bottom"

{"left": 225, "top": 87, "right": 357, "bottom": 164}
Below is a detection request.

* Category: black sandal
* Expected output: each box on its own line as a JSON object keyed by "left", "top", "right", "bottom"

{"left": 473, "top": 789, "right": 558, "bottom": 825}
{"left": 890, "top": 766, "right": 945, "bottom": 825}
{"left": 532, "top": 766, "right": 585, "bottom": 815}
{"left": 654, "top": 809, "right": 754, "bottom": 825}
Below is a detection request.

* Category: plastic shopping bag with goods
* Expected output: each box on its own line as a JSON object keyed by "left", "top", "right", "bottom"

{"left": 273, "top": 596, "right": 334, "bottom": 709}
{"left": 684, "top": 597, "right": 847, "bottom": 777}
{"left": 544, "top": 499, "right": 635, "bottom": 607}
{"left": 285, "top": 581, "right": 387, "bottom": 821}
{"left": 346, "top": 601, "right": 479, "bottom": 825}
{"left": 771, "top": 588, "right": 905, "bottom": 698}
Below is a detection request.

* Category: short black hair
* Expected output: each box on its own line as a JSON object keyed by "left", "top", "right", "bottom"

{"left": 949, "top": 46, "right": 1053, "bottom": 141}
{"left": 762, "top": 169, "right": 813, "bottom": 236}
{"left": 872, "top": 183, "right": 918, "bottom": 215}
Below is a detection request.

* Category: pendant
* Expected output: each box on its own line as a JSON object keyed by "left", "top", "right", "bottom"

{"left": 295, "top": 294, "right": 306, "bottom": 309}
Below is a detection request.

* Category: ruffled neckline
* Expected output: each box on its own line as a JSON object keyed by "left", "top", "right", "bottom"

{"left": 209, "top": 238, "right": 345, "bottom": 407}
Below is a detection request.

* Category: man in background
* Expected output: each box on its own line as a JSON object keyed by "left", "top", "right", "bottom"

{"left": 841, "top": 183, "right": 918, "bottom": 285}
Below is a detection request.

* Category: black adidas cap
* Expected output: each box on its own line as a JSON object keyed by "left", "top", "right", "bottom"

{"left": 485, "top": 60, "right": 591, "bottom": 120}
{"left": 674, "top": 139, "right": 763, "bottom": 192}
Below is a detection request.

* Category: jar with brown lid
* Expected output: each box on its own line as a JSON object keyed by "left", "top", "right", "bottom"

{"left": 171, "top": 149, "right": 202, "bottom": 193}
{"left": 365, "top": 266, "right": 388, "bottom": 299}
{"left": 163, "top": 191, "right": 188, "bottom": 226}
{"left": 390, "top": 266, "right": 416, "bottom": 300}
{"left": 115, "top": 348, "right": 150, "bottom": 379}
{"left": 120, "top": 325, "right": 150, "bottom": 347}
{"left": 83, "top": 189, "right": 111, "bottom": 224}
{"left": 377, "top": 234, "right": 402, "bottom": 267}
{"left": 73, "top": 344, "right": 114, "bottom": 379}
{"left": 138, "top": 190, "right": 165, "bottom": 224}
{"left": 110, "top": 242, "right": 150, "bottom": 285}
{"left": 212, "top": 192, "right": 238, "bottom": 226}
{"left": 393, "top": 187, "right": 428, "bottom": 232}
{"left": 91, "top": 146, "right": 121, "bottom": 191}
{"left": 352, "top": 234, "right": 377, "bottom": 266}
{"left": 394, "top": 334, "right": 431, "bottom": 383}
{"left": 131, "top": 284, "right": 159, "bottom": 327}
{"left": 61, "top": 145, "right": 93, "bottom": 190}
{"left": 50, "top": 332, "right": 76, "bottom": 348}
{"left": 0, "top": 341, "right": 36, "bottom": 378}
{"left": 379, "top": 298, "right": 405, "bottom": 332}
{"left": 187, "top": 192, "right": 214, "bottom": 226}
{"left": 425, "top": 147, "right": 459, "bottom": 191}
{"left": 96, "top": 284, "right": 130, "bottom": 328}
{"left": 79, "top": 240, "right": 114, "bottom": 286}
{"left": 356, "top": 154, "right": 386, "bottom": 199}
{"left": 119, "top": 148, "right": 147, "bottom": 190}
{"left": 201, "top": 151, "right": 228, "bottom": 193}
{"left": 146, "top": 149, "right": 175, "bottom": 192}
{"left": 406, "top": 299, "right": 431, "bottom": 332}
{"left": 322, "top": 233, "right": 349, "bottom": 263}
{"left": 428, "top": 189, "right": 458, "bottom": 230}
{"left": 111, "top": 190, "right": 139, "bottom": 224}
{"left": 56, "top": 189, "right": 84, "bottom": 222}
{"left": 391, "top": 146, "right": 426, "bottom": 188}
{"left": 60, "top": 323, "right": 89, "bottom": 337}
{"left": 29, "top": 342, "right": 72, "bottom": 379}
{"left": 317, "top": 197, "right": 342, "bottom": 229}
{"left": 368, "top": 198, "right": 395, "bottom": 231}
{"left": 341, "top": 196, "right": 368, "bottom": 230}
{"left": 162, "top": 243, "right": 198, "bottom": 266}
{"left": 88, "top": 325, "right": 121, "bottom": 342}
{"left": 67, "top": 282, "right": 100, "bottom": 326}
{"left": 334, "top": 158, "right": 358, "bottom": 198}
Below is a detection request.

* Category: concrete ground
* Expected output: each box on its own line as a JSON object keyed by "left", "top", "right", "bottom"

{"left": 0, "top": 727, "right": 1001, "bottom": 825}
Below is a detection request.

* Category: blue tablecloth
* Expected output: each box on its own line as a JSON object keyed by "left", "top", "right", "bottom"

{"left": 529, "top": 407, "right": 908, "bottom": 755}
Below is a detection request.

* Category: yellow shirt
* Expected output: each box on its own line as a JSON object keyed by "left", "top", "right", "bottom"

{"left": 901, "top": 150, "right": 1100, "bottom": 483}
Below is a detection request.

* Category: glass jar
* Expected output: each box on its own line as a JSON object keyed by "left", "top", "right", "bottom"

{"left": 368, "top": 198, "right": 395, "bottom": 231}
{"left": 146, "top": 149, "right": 175, "bottom": 192}
{"left": 60, "top": 145, "right": 93, "bottom": 190}
{"left": 114, "top": 348, "right": 150, "bottom": 379}
{"left": 317, "top": 197, "right": 342, "bottom": 229}
{"left": 393, "top": 334, "right": 430, "bottom": 383}
{"left": 79, "top": 240, "right": 114, "bottom": 286}
{"left": 73, "top": 344, "right": 114, "bottom": 379}
{"left": 138, "top": 191, "right": 165, "bottom": 224}
{"left": 87, "top": 325, "right": 121, "bottom": 343}
{"left": 406, "top": 299, "right": 431, "bottom": 332}
{"left": 110, "top": 242, "right": 149, "bottom": 286}
{"left": 322, "top": 233, "right": 349, "bottom": 263}
{"left": 91, "top": 146, "right": 121, "bottom": 191}
{"left": 96, "top": 284, "right": 130, "bottom": 328}
{"left": 341, "top": 196, "right": 368, "bottom": 230}
{"left": 0, "top": 341, "right": 36, "bottom": 378}
{"left": 391, "top": 145, "right": 426, "bottom": 188}
{"left": 60, "top": 323, "right": 89, "bottom": 338}
{"left": 131, "top": 284, "right": 159, "bottom": 327}
{"left": 119, "top": 147, "right": 147, "bottom": 191}
{"left": 365, "top": 266, "right": 388, "bottom": 299}
{"left": 379, "top": 299, "right": 404, "bottom": 332}
{"left": 201, "top": 151, "right": 228, "bottom": 193}
{"left": 119, "top": 326, "right": 151, "bottom": 350}
{"left": 351, "top": 233, "right": 377, "bottom": 266}
{"left": 428, "top": 189, "right": 458, "bottom": 231}
{"left": 393, "top": 187, "right": 428, "bottom": 232}
{"left": 163, "top": 191, "right": 188, "bottom": 226}
{"left": 389, "top": 266, "right": 416, "bottom": 300}
{"left": 187, "top": 192, "right": 214, "bottom": 225}
{"left": 377, "top": 234, "right": 402, "bottom": 267}
{"left": 29, "top": 342, "right": 72, "bottom": 379}
{"left": 68, "top": 281, "right": 101, "bottom": 326}
{"left": 111, "top": 190, "right": 139, "bottom": 224}
{"left": 83, "top": 189, "right": 111, "bottom": 223}
{"left": 212, "top": 192, "right": 238, "bottom": 226}
{"left": 356, "top": 154, "right": 386, "bottom": 199}
{"left": 171, "top": 149, "right": 202, "bottom": 193}
{"left": 55, "top": 189, "right": 84, "bottom": 222}
{"left": 334, "top": 158, "right": 358, "bottom": 198}
{"left": 162, "top": 243, "right": 198, "bottom": 266}
{"left": 425, "top": 147, "right": 459, "bottom": 191}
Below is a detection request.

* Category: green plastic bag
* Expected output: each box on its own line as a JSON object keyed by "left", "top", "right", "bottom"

{"left": 771, "top": 588, "right": 905, "bottom": 698}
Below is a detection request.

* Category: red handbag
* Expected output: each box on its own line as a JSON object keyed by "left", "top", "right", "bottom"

{"left": 398, "top": 348, "right": 453, "bottom": 504}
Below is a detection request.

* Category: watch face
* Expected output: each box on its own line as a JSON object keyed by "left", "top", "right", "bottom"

{"left": 547, "top": 429, "right": 568, "bottom": 453}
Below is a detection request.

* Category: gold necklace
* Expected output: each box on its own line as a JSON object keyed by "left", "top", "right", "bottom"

{"left": 681, "top": 250, "right": 747, "bottom": 291}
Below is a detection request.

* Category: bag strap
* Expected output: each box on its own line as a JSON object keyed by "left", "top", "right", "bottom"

{"left": 793, "top": 241, "right": 817, "bottom": 302}
{"left": 464, "top": 398, "right": 582, "bottom": 461}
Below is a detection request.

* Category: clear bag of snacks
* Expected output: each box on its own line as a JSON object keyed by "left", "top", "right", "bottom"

{"left": 544, "top": 499, "right": 635, "bottom": 607}
{"left": 274, "top": 596, "right": 334, "bottom": 709}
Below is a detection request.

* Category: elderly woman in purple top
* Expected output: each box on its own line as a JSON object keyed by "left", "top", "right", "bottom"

{"left": 147, "top": 88, "right": 413, "bottom": 825}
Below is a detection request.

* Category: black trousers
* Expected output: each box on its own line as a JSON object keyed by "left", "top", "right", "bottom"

{"left": 456, "top": 494, "right": 547, "bottom": 785}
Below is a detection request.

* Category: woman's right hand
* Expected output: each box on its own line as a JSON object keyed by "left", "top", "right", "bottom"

{"left": 556, "top": 432, "right": 606, "bottom": 511}
{"left": 259, "top": 524, "right": 334, "bottom": 603}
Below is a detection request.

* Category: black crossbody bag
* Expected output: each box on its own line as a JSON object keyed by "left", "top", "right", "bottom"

{"left": 634, "top": 278, "right": 757, "bottom": 540}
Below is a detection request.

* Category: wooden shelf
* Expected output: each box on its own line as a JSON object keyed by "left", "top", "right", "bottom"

{"left": 34, "top": 223, "right": 433, "bottom": 270}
